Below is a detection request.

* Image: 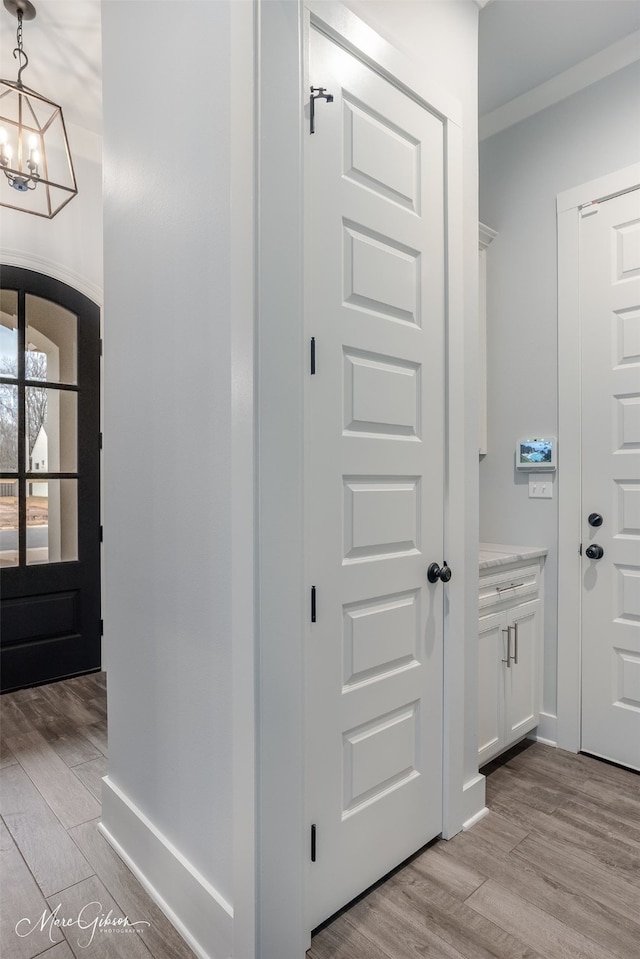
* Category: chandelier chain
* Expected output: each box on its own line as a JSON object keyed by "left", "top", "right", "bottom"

{"left": 13, "top": 9, "right": 29, "bottom": 87}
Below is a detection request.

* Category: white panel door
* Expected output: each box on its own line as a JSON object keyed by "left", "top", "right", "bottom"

{"left": 306, "top": 27, "right": 445, "bottom": 929}
{"left": 581, "top": 187, "right": 640, "bottom": 771}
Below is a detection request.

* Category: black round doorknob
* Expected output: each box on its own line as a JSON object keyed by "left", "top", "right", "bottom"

{"left": 588, "top": 513, "right": 603, "bottom": 528}
{"left": 427, "top": 562, "right": 452, "bottom": 584}
{"left": 585, "top": 544, "right": 604, "bottom": 560}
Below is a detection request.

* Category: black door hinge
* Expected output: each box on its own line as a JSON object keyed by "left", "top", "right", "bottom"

{"left": 310, "top": 336, "right": 316, "bottom": 375}
{"left": 100, "top": 619, "right": 104, "bottom": 636}
{"left": 579, "top": 543, "right": 582, "bottom": 556}
{"left": 99, "top": 525, "right": 104, "bottom": 543}
{"left": 99, "top": 432, "right": 103, "bottom": 450}
{"left": 309, "top": 86, "right": 334, "bottom": 134}
{"left": 311, "top": 585, "right": 317, "bottom": 623}
{"left": 99, "top": 338, "right": 103, "bottom": 357}
{"left": 311, "top": 823, "right": 317, "bottom": 862}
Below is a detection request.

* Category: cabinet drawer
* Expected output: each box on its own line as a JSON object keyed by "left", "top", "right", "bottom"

{"left": 479, "top": 564, "right": 540, "bottom": 611}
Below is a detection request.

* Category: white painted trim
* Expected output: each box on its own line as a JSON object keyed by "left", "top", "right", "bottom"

{"left": 258, "top": 2, "right": 469, "bottom": 954}
{"left": 479, "top": 222, "right": 497, "bottom": 251}
{"left": 0, "top": 248, "right": 102, "bottom": 307}
{"left": 460, "top": 774, "right": 487, "bottom": 830}
{"left": 463, "top": 806, "right": 490, "bottom": 831}
{"left": 478, "top": 223, "right": 496, "bottom": 456}
{"left": 441, "top": 115, "right": 468, "bottom": 841}
{"left": 531, "top": 711, "right": 558, "bottom": 748}
{"left": 557, "top": 162, "right": 640, "bottom": 213}
{"left": 306, "top": 0, "right": 462, "bottom": 127}
{"left": 230, "top": 4, "right": 257, "bottom": 958}
{"left": 557, "top": 205, "right": 582, "bottom": 753}
{"left": 556, "top": 164, "right": 640, "bottom": 754}
{"left": 480, "top": 31, "right": 640, "bottom": 142}
{"left": 256, "top": 2, "right": 306, "bottom": 956}
{"left": 100, "top": 777, "right": 233, "bottom": 959}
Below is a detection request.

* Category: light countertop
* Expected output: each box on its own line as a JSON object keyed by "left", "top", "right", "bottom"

{"left": 479, "top": 543, "right": 548, "bottom": 570}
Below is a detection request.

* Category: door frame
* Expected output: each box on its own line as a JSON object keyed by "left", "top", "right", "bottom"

{"left": 257, "top": 3, "right": 469, "bottom": 955}
{"left": 0, "top": 265, "right": 102, "bottom": 691}
{"left": 556, "top": 162, "right": 640, "bottom": 752}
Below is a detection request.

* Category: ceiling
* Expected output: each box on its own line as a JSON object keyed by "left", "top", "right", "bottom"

{"left": 0, "top": 1, "right": 638, "bottom": 138}
{"left": 0, "top": 0, "right": 102, "bottom": 135}
{"left": 479, "top": 0, "right": 640, "bottom": 117}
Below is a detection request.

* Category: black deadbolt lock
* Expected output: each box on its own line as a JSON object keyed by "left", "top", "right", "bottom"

{"left": 588, "top": 513, "right": 603, "bottom": 528}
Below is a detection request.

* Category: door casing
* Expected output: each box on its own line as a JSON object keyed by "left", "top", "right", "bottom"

{"left": 557, "top": 162, "right": 640, "bottom": 753}
{"left": 257, "top": 3, "right": 472, "bottom": 956}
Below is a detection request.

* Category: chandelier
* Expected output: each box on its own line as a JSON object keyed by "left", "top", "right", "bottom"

{"left": 0, "top": 0, "right": 78, "bottom": 218}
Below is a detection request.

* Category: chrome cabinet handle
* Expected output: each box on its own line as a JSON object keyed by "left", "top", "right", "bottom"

{"left": 502, "top": 628, "right": 511, "bottom": 667}
{"left": 496, "top": 582, "right": 524, "bottom": 592}
{"left": 513, "top": 622, "right": 519, "bottom": 665}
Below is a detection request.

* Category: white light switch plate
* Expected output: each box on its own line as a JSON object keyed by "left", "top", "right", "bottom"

{"left": 529, "top": 476, "right": 553, "bottom": 498}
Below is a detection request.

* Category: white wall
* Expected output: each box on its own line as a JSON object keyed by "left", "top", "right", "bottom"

{"left": 103, "top": 2, "right": 479, "bottom": 956}
{"left": 101, "top": 3, "right": 238, "bottom": 953}
{"left": 0, "top": 122, "right": 103, "bottom": 304}
{"left": 479, "top": 61, "right": 640, "bottom": 719}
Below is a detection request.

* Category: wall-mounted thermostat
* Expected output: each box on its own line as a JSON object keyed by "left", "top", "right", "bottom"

{"left": 515, "top": 436, "right": 556, "bottom": 471}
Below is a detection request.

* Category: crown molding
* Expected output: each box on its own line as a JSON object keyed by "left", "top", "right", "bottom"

{"left": 479, "top": 222, "right": 497, "bottom": 250}
{"left": 480, "top": 29, "right": 640, "bottom": 141}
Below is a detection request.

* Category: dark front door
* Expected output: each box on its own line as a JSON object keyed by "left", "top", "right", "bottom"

{"left": 0, "top": 267, "right": 101, "bottom": 691}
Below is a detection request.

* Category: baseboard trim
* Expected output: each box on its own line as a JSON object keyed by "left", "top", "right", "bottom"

{"left": 100, "top": 776, "right": 233, "bottom": 959}
{"left": 460, "top": 773, "right": 487, "bottom": 831}
{"left": 462, "top": 805, "right": 490, "bottom": 831}
{"left": 531, "top": 711, "right": 558, "bottom": 748}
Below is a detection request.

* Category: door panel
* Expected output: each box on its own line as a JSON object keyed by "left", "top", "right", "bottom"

{"left": 580, "top": 189, "right": 640, "bottom": 770}
{"left": 478, "top": 611, "right": 505, "bottom": 763}
{"left": 0, "top": 268, "right": 100, "bottom": 691}
{"left": 306, "top": 28, "right": 445, "bottom": 928}
{"left": 506, "top": 600, "right": 538, "bottom": 739}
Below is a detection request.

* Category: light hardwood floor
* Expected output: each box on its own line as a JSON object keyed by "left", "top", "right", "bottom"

{"left": 0, "top": 673, "right": 197, "bottom": 959}
{"left": 2, "top": 674, "right": 639, "bottom": 959}
{"left": 309, "top": 741, "right": 640, "bottom": 959}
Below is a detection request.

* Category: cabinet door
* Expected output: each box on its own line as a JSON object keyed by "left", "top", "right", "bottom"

{"left": 478, "top": 610, "right": 506, "bottom": 765}
{"left": 505, "top": 599, "right": 540, "bottom": 744}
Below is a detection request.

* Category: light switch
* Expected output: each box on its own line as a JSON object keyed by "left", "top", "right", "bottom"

{"left": 529, "top": 476, "right": 552, "bottom": 499}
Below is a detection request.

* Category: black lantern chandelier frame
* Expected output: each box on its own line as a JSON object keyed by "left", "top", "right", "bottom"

{"left": 0, "top": 0, "right": 78, "bottom": 218}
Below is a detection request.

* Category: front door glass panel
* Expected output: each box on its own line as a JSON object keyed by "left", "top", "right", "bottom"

{"left": 0, "top": 291, "right": 79, "bottom": 567}
{"left": 0, "top": 289, "right": 18, "bottom": 374}
{"left": 0, "top": 477, "right": 18, "bottom": 566}
{"left": 26, "top": 478, "right": 78, "bottom": 565}
{"left": 26, "top": 294, "right": 77, "bottom": 384}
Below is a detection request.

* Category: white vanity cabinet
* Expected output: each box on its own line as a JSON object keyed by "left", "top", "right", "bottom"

{"left": 478, "top": 546, "right": 546, "bottom": 766}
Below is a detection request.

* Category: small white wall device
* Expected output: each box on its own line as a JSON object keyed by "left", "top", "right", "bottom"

{"left": 516, "top": 436, "right": 556, "bottom": 471}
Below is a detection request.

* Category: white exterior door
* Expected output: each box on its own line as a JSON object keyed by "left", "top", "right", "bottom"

{"left": 306, "top": 26, "right": 446, "bottom": 929}
{"left": 580, "top": 187, "right": 640, "bottom": 771}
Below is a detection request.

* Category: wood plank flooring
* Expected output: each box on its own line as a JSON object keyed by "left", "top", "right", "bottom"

{"left": 0, "top": 673, "right": 197, "bottom": 959}
{"left": 309, "top": 740, "right": 640, "bottom": 959}
{"left": 2, "top": 675, "right": 639, "bottom": 959}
